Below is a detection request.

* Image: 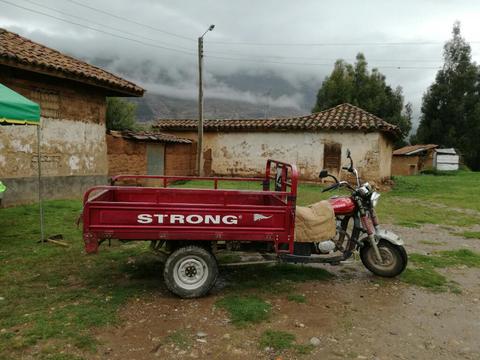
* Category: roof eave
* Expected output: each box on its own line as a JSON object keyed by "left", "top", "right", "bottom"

{"left": 107, "top": 130, "right": 191, "bottom": 144}
{"left": 0, "top": 58, "right": 144, "bottom": 97}
{"left": 156, "top": 125, "right": 401, "bottom": 136}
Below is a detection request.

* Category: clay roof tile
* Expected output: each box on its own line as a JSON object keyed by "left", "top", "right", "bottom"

{"left": 107, "top": 130, "right": 191, "bottom": 144}
{"left": 154, "top": 103, "right": 401, "bottom": 136}
{"left": 0, "top": 28, "right": 144, "bottom": 96}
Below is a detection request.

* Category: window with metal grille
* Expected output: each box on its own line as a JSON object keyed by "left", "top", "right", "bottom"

{"left": 323, "top": 143, "right": 342, "bottom": 172}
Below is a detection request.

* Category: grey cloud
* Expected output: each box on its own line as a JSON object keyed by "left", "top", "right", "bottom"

{"left": 2, "top": 0, "right": 480, "bottom": 123}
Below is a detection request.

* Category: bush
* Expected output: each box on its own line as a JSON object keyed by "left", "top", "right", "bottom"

{"left": 106, "top": 97, "right": 138, "bottom": 131}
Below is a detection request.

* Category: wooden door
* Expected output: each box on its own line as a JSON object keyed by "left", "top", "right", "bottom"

{"left": 323, "top": 143, "right": 342, "bottom": 172}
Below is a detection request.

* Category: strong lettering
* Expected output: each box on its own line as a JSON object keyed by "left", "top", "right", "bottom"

{"left": 137, "top": 213, "right": 239, "bottom": 225}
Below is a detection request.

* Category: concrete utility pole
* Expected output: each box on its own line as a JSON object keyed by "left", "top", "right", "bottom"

{"left": 264, "top": 88, "right": 271, "bottom": 119}
{"left": 197, "top": 24, "right": 215, "bottom": 176}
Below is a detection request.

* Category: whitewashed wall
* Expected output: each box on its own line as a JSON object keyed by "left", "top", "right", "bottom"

{"left": 169, "top": 130, "right": 393, "bottom": 181}
{"left": 0, "top": 118, "right": 108, "bottom": 206}
{"left": 0, "top": 118, "right": 107, "bottom": 178}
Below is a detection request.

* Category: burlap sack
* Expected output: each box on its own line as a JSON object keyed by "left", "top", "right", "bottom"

{"left": 295, "top": 200, "right": 336, "bottom": 242}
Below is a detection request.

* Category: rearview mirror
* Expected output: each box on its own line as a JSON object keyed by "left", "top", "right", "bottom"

{"left": 346, "top": 149, "right": 351, "bottom": 158}
{"left": 319, "top": 169, "right": 329, "bottom": 178}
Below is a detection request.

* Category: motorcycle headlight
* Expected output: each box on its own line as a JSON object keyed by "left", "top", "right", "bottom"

{"left": 371, "top": 191, "right": 381, "bottom": 207}
{"left": 358, "top": 185, "right": 369, "bottom": 196}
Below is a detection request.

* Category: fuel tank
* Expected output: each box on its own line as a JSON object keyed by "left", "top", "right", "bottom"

{"left": 328, "top": 196, "right": 356, "bottom": 215}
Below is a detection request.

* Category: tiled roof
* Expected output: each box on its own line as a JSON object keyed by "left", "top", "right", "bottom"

{"left": 154, "top": 103, "right": 400, "bottom": 136}
{"left": 107, "top": 130, "right": 192, "bottom": 144}
{"left": 0, "top": 28, "right": 144, "bottom": 96}
{"left": 393, "top": 144, "right": 438, "bottom": 156}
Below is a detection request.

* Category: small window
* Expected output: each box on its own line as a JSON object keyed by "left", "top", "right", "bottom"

{"left": 323, "top": 143, "right": 342, "bottom": 172}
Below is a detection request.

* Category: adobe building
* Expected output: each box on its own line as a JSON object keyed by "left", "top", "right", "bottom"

{"left": 155, "top": 103, "right": 399, "bottom": 182}
{"left": 0, "top": 29, "right": 144, "bottom": 205}
{"left": 106, "top": 130, "right": 195, "bottom": 177}
{"left": 391, "top": 144, "right": 438, "bottom": 176}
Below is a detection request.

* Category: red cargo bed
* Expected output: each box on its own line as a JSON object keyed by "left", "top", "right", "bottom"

{"left": 82, "top": 160, "right": 298, "bottom": 254}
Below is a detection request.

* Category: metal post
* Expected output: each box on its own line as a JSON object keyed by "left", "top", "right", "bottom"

{"left": 197, "top": 36, "right": 204, "bottom": 176}
{"left": 37, "top": 125, "right": 45, "bottom": 242}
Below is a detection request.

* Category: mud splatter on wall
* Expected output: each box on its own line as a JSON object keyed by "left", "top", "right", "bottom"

{"left": 165, "top": 130, "right": 393, "bottom": 182}
{"left": 1, "top": 119, "right": 107, "bottom": 178}
{"left": 0, "top": 68, "right": 111, "bottom": 205}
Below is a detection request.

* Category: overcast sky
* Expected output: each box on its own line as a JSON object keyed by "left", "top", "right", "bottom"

{"left": 2, "top": 0, "right": 480, "bottom": 126}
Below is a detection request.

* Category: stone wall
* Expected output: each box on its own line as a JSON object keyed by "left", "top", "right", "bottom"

{"left": 0, "top": 66, "right": 110, "bottom": 206}
{"left": 165, "top": 130, "right": 393, "bottom": 182}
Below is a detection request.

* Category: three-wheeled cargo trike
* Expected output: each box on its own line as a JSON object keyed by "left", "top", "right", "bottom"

{"left": 82, "top": 156, "right": 407, "bottom": 298}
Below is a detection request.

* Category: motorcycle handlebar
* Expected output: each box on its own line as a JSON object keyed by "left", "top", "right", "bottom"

{"left": 322, "top": 181, "right": 356, "bottom": 193}
{"left": 322, "top": 183, "right": 339, "bottom": 193}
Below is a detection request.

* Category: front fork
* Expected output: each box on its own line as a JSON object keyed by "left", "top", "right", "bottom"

{"left": 360, "top": 207, "right": 383, "bottom": 263}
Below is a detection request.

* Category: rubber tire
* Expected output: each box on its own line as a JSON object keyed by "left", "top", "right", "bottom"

{"left": 163, "top": 245, "right": 218, "bottom": 298}
{"left": 360, "top": 240, "right": 408, "bottom": 277}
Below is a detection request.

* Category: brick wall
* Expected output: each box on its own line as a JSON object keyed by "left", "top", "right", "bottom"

{"left": 392, "top": 149, "right": 436, "bottom": 177}
{"left": 106, "top": 135, "right": 147, "bottom": 175}
{"left": 391, "top": 156, "right": 420, "bottom": 176}
{"left": 107, "top": 135, "right": 195, "bottom": 177}
{"left": 0, "top": 65, "right": 107, "bottom": 124}
{"left": 165, "top": 143, "right": 196, "bottom": 176}
{"left": 419, "top": 150, "right": 435, "bottom": 171}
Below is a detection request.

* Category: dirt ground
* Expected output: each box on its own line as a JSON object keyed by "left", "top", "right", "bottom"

{"left": 92, "top": 224, "right": 480, "bottom": 360}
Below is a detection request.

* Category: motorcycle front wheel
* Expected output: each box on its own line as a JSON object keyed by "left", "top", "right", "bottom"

{"left": 360, "top": 240, "right": 407, "bottom": 277}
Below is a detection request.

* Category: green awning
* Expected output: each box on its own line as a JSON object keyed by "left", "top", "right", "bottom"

{"left": 0, "top": 83, "right": 40, "bottom": 125}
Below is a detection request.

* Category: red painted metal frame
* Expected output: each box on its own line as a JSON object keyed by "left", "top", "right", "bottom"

{"left": 82, "top": 160, "right": 298, "bottom": 254}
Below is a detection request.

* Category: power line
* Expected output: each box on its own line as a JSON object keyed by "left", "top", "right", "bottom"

{"left": 206, "top": 48, "right": 443, "bottom": 63}
{"left": 20, "top": 0, "right": 195, "bottom": 52}
{"left": 0, "top": 0, "right": 196, "bottom": 55}
{"left": 209, "top": 39, "right": 480, "bottom": 47}
{"left": 206, "top": 54, "right": 442, "bottom": 69}
{"left": 16, "top": 0, "right": 446, "bottom": 65}
{"left": 0, "top": 0, "right": 445, "bottom": 70}
{"left": 64, "top": 0, "right": 194, "bottom": 42}
{"left": 13, "top": 0, "right": 479, "bottom": 50}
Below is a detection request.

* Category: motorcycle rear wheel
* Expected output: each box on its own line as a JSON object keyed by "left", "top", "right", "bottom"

{"left": 360, "top": 240, "right": 407, "bottom": 277}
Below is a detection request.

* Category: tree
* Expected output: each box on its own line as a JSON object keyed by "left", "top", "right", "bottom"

{"left": 416, "top": 22, "right": 480, "bottom": 170}
{"left": 106, "top": 97, "right": 138, "bottom": 131}
{"left": 313, "top": 53, "right": 412, "bottom": 146}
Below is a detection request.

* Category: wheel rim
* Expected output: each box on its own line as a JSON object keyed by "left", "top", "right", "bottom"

{"left": 366, "top": 245, "right": 397, "bottom": 272}
{"left": 173, "top": 255, "right": 209, "bottom": 290}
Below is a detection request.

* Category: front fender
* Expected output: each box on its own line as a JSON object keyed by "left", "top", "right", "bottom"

{"left": 375, "top": 229, "right": 404, "bottom": 246}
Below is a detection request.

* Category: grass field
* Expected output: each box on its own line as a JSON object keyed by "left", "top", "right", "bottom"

{"left": 387, "top": 171, "right": 480, "bottom": 212}
{"left": 174, "top": 171, "right": 480, "bottom": 227}
{"left": 0, "top": 171, "right": 479, "bottom": 358}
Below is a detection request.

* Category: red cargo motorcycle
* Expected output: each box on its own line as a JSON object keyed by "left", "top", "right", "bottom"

{"left": 311, "top": 149, "right": 408, "bottom": 277}
{"left": 82, "top": 153, "right": 406, "bottom": 298}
